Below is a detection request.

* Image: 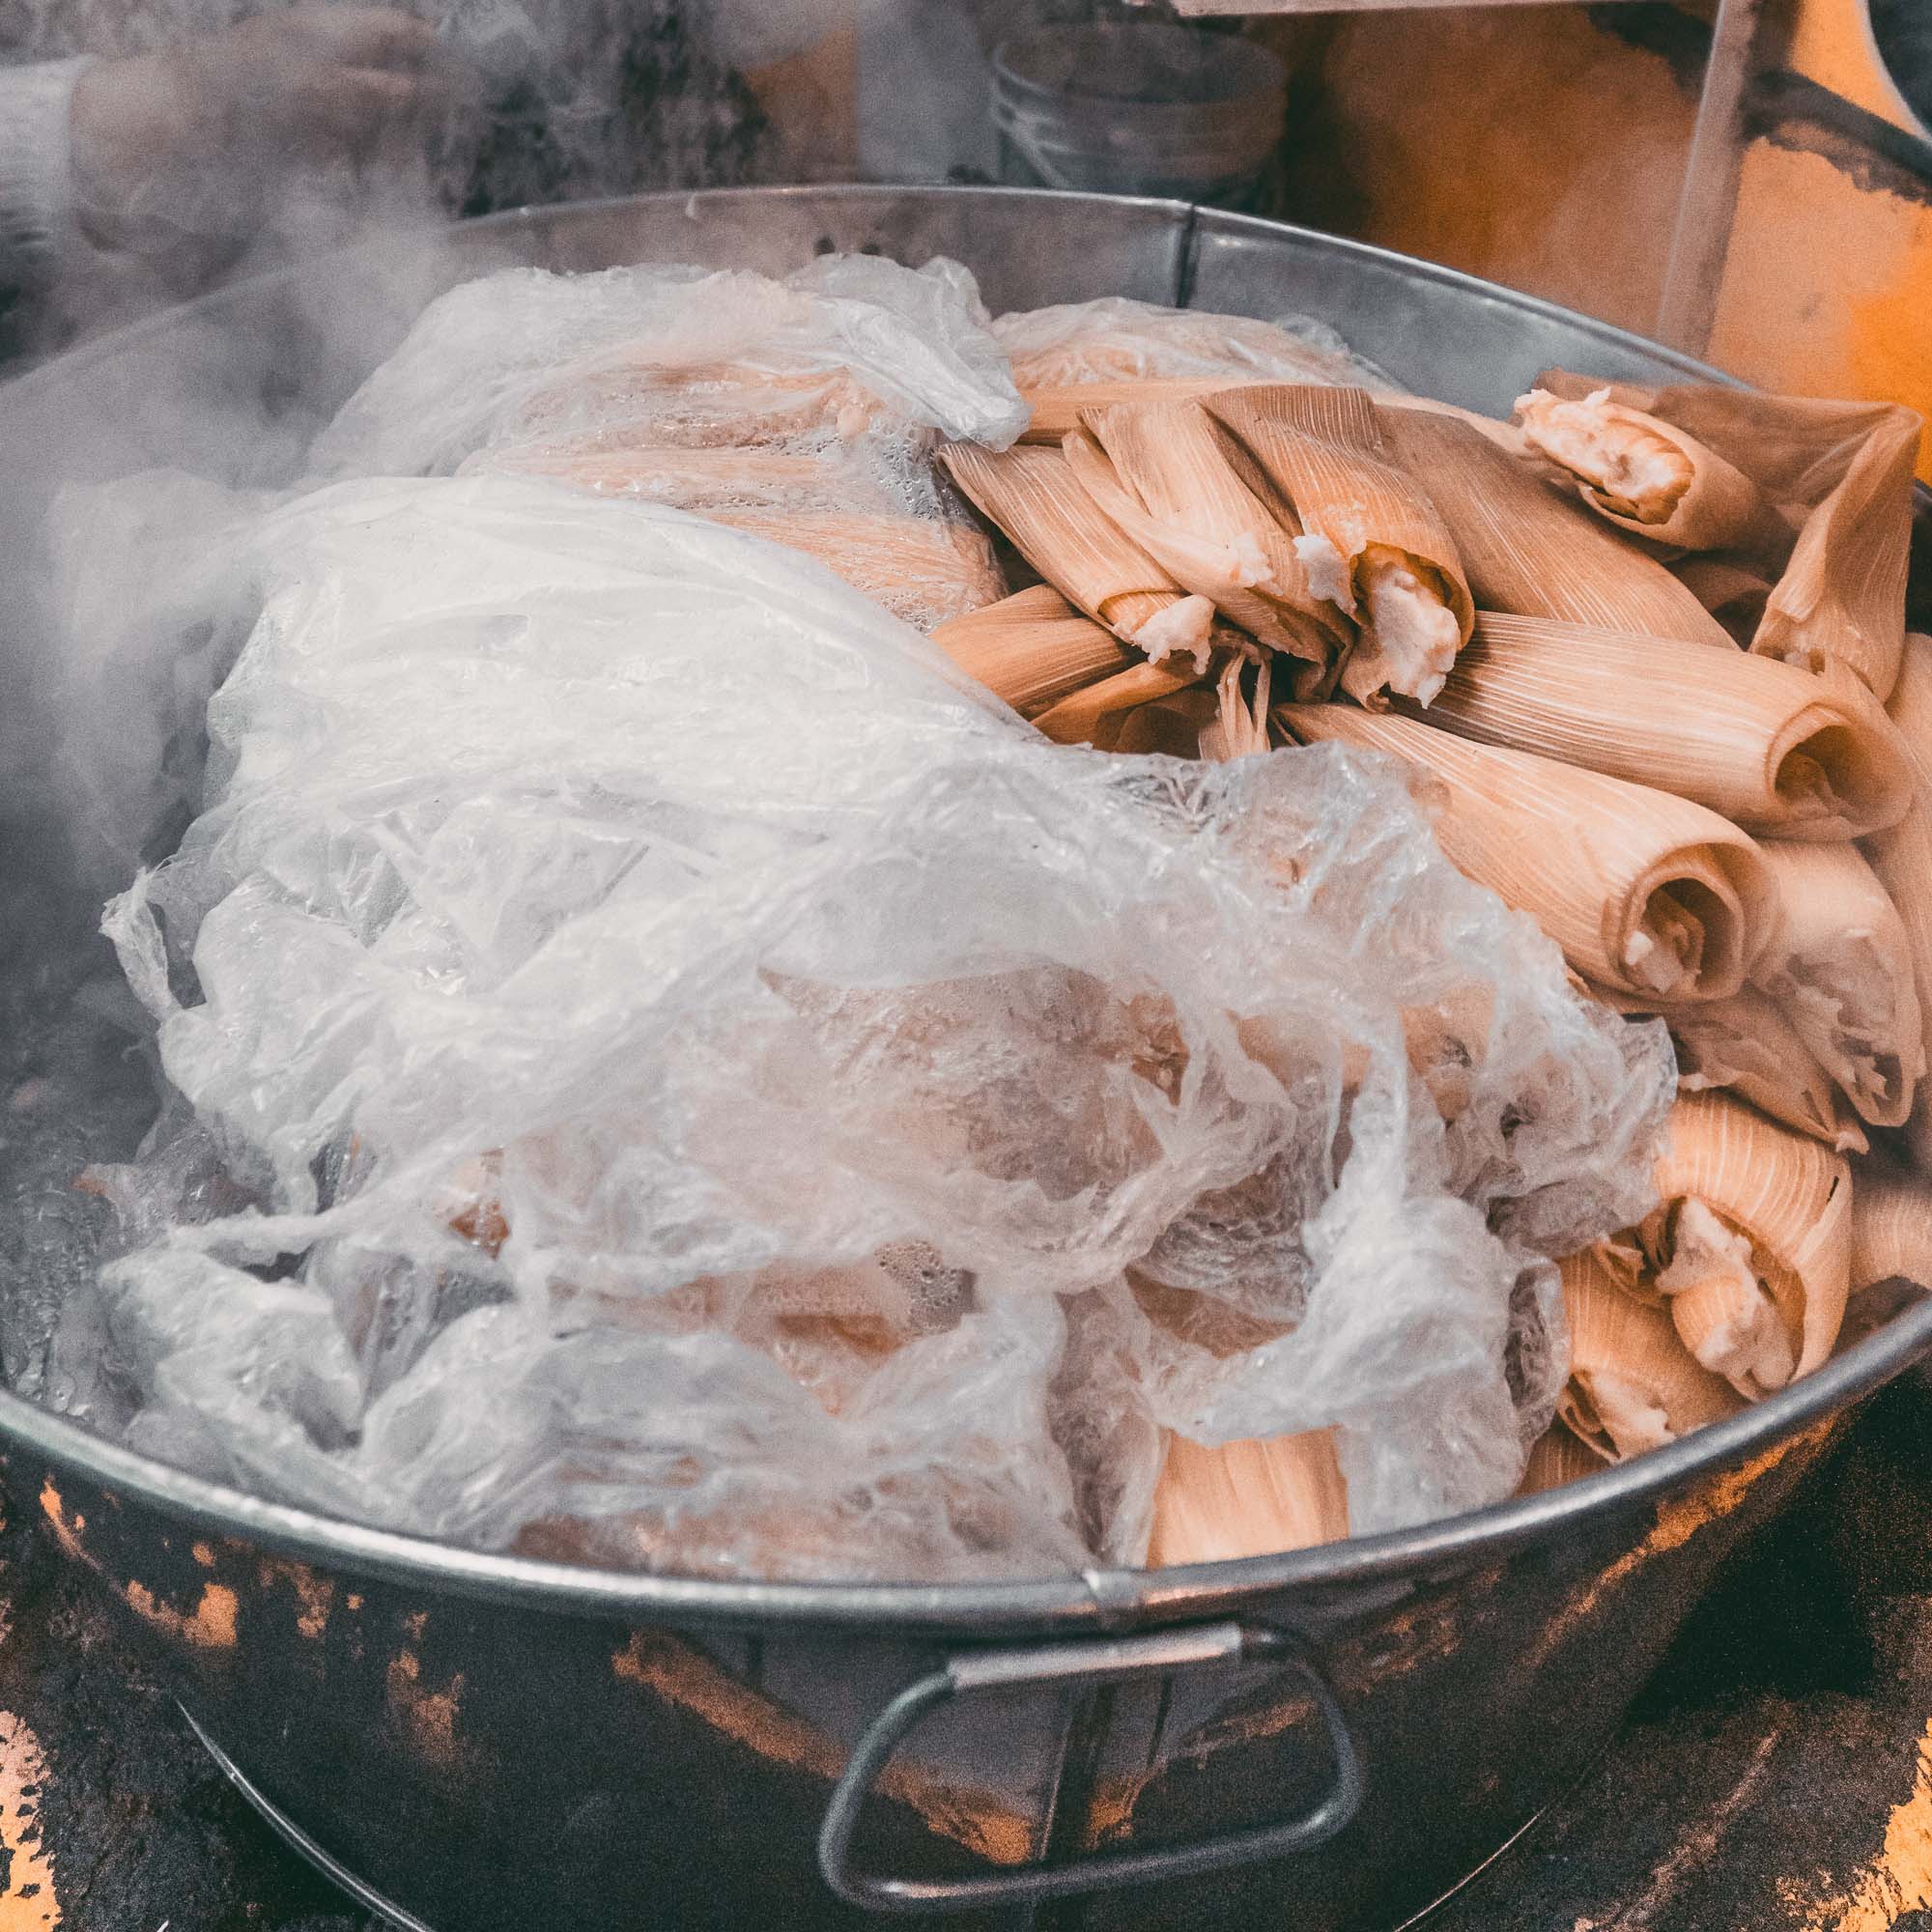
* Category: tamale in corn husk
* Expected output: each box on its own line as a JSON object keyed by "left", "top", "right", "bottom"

{"left": 1518, "top": 1420, "right": 1608, "bottom": 1492}
{"left": 1749, "top": 840, "right": 1923, "bottom": 1129}
{"left": 941, "top": 441, "right": 1215, "bottom": 658}
{"left": 1276, "top": 705, "right": 1776, "bottom": 1002}
{"left": 1533, "top": 372, "right": 1922, "bottom": 696}
{"left": 1850, "top": 1162, "right": 1932, "bottom": 1295}
{"left": 1378, "top": 406, "right": 1736, "bottom": 646}
{"left": 1637, "top": 1093, "right": 1853, "bottom": 1397}
{"left": 1513, "top": 385, "right": 1784, "bottom": 553}
{"left": 1020, "top": 378, "right": 1263, "bottom": 445}
{"left": 1067, "top": 405, "right": 1350, "bottom": 664}
{"left": 1594, "top": 982, "right": 1867, "bottom": 1154}
{"left": 1146, "top": 1427, "right": 1350, "bottom": 1566}
{"left": 1558, "top": 1245, "right": 1744, "bottom": 1461}
{"left": 1031, "top": 658, "right": 1210, "bottom": 750}
{"left": 1404, "top": 611, "right": 1914, "bottom": 840}
{"left": 1207, "top": 384, "right": 1474, "bottom": 708}
{"left": 931, "top": 585, "right": 1137, "bottom": 718}
{"left": 1863, "top": 633, "right": 1932, "bottom": 1169}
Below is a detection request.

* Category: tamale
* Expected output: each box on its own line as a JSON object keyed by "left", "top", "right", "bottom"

{"left": 1277, "top": 705, "right": 1776, "bottom": 1003}
{"left": 1067, "top": 405, "right": 1350, "bottom": 663}
{"left": 941, "top": 441, "right": 1213, "bottom": 656}
{"left": 1146, "top": 1428, "right": 1350, "bottom": 1566}
{"left": 1533, "top": 372, "right": 1921, "bottom": 696}
{"left": 931, "top": 585, "right": 1137, "bottom": 718}
{"left": 1558, "top": 1246, "right": 1744, "bottom": 1461}
{"left": 1020, "top": 377, "right": 1263, "bottom": 446}
{"left": 1378, "top": 406, "right": 1737, "bottom": 647}
{"left": 1513, "top": 385, "right": 1782, "bottom": 553}
{"left": 1749, "top": 840, "right": 1923, "bottom": 1129}
{"left": 1864, "top": 633, "right": 1932, "bottom": 1169}
{"left": 1518, "top": 1420, "right": 1609, "bottom": 1493}
{"left": 1639, "top": 1092, "right": 1854, "bottom": 1396}
{"left": 1406, "top": 611, "right": 1914, "bottom": 840}
{"left": 1595, "top": 982, "right": 1867, "bottom": 1154}
{"left": 1208, "top": 384, "right": 1474, "bottom": 708}
{"left": 1850, "top": 1162, "right": 1932, "bottom": 1295}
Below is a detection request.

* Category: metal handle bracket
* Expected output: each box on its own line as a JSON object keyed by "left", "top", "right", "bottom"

{"left": 817, "top": 1620, "right": 1363, "bottom": 1914}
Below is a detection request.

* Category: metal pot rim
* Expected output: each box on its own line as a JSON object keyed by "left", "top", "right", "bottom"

{"left": 7, "top": 183, "right": 1928, "bottom": 1633}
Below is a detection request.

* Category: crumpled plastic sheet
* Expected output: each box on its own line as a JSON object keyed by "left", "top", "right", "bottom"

{"left": 55, "top": 467, "right": 1672, "bottom": 1581}
{"left": 992, "top": 296, "right": 1399, "bottom": 393}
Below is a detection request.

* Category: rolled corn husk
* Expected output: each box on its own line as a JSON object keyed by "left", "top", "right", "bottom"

{"left": 1594, "top": 982, "right": 1867, "bottom": 1154}
{"left": 1518, "top": 1420, "right": 1610, "bottom": 1492}
{"left": 1405, "top": 611, "right": 1914, "bottom": 840}
{"left": 1276, "top": 704, "right": 1776, "bottom": 1002}
{"left": 1864, "top": 633, "right": 1932, "bottom": 1169}
{"left": 1513, "top": 384, "right": 1783, "bottom": 552}
{"left": 1850, "top": 1162, "right": 1932, "bottom": 1295}
{"left": 1020, "top": 377, "right": 1265, "bottom": 445}
{"left": 1558, "top": 1245, "right": 1745, "bottom": 1462}
{"left": 1067, "top": 405, "right": 1350, "bottom": 663}
{"left": 1533, "top": 372, "right": 1921, "bottom": 697}
{"left": 1749, "top": 840, "right": 1923, "bottom": 1129}
{"left": 1643, "top": 1092, "right": 1853, "bottom": 1396}
{"left": 1031, "top": 659, "right": 1209, "bottom": 750}
{"left": 1378, "top": 405, "right": 1737, "bottom": 647}
{"left": 931, "top": 585, "right": 1137, "bottom": 718}
{"left": 1207, "top": 384, "right": 1474, "bottom": 708}
{"left": 1146, "top": 1428, "right": 1350, "bottom": 1566}
{"left": 941, "top": 441, "right": 1214, "bottom": 657}
{"left": 1670, "top": 556, "right": 1774, "bottom": 647}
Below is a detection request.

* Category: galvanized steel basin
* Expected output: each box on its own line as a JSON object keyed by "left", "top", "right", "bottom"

{"left": 3, "top": 186, "right": 1929, "bottom": 1932}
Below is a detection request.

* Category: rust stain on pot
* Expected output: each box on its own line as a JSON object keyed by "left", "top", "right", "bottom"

{"left": 611, "top": 1631, "right": 1032, "bottom": 1866}
{"left": 0, "top": 1711, "right": 60, "bottom": 1928}
{"left": 385, "top": 1648, "right": 468, "bottom": 1769}
{"left": 258, "top": 1558, "right": 334, "bottom": 1640}
{"left": 123, "top": 1579, "right": 239, "bottom": 1650}
{"left": 1784, "top": 1714, "right": 1932, "bottom": 1930}
{"left": 34, "top": 1484, "right": 92, "bottom": 1574}
{"left": 191, "top": 1543, "right": 214, "bottom": 1569}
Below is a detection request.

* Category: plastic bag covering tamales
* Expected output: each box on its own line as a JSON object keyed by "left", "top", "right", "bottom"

{"left": 1277, "top": 705, "right": 1776, "bottom": 1005}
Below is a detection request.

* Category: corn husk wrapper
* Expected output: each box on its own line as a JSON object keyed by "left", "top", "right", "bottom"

{"left": 1378, "top": 405, "right": 1736, "bottom": 647}
{"left": 940, "top": 441, "right": 1213, "bottom": 658}
{"left": 1146, "top": 1428, "right": 1350, "bottom": 1566}
{"left": 1864, "top": 633, "right": 1932, "bottom": 1169}
{"left": 1671, "top": 556, "right": 1775, "bottom": 647}
{"left": 1594, "top": 981, "right": 1865, "bottom": 1153}
{"left": 931, "top": 585, "right": 1137, "bottom": 718}
{"left": 1276, "top": 705, "right": 1776, "bottom": 1003}
{"left": 1850, "top": 1162, "right": 1932, "bottom": 1295}
{"left": 1642, "top": 1092, "right": 1853, "bottom": 1395}
{"left": 1535, "top": 372, "right": 1922, "bottom": 697}
{"left": 1067, "top": 406, "right": 1350, "bottom": 663}
{"left": 1031, "top": 659, "right": 1208, "bottom": 750}
{"left": 1749, "top": 840, "right": 1922, "bottom": 1129}
{"left": 1406, "top": 611, "right": 1914, "bottom": 840}
{"left": 1558, "top": 1246, "right": 1745, "bottom": 1462}
{"left": 1518, "top": 1421, "right": 1609, "bottom": 1493}
{"left": 1020, "top": 377, "right": 1264, "bottom": 445}
{"left": 1207, "top": 384, "right": 1474, "bottom": 708}
{"left": 1513, "top": 385, "right": 1783, "bottom": 553}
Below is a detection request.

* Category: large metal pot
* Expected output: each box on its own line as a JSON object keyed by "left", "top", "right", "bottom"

{"left": 3, "top": 186, "right": 1929, "bottom": 1932}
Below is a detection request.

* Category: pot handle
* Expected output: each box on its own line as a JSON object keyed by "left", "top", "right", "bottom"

{"left": 817, "top": 1620, "right": 1363, "bottom": 1914}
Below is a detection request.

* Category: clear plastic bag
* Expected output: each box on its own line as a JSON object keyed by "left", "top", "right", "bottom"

{"left": 73, "top": 474, "right": 1670, "bottom": 1577}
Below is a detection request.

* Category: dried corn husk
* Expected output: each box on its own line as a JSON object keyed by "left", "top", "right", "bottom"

{"left": 1277, "top": 705, "right": 1776, "bottom": 1002}
{"left": 1864, "top": 633, "right": 1932, "bottom": 1169}
{"left": 1146, "top": 1428, "right": 1350, "bottom": 1566}
{"left": 1558, "top": 1246, "right": 1744, "bottom": 1461}
{"left": 1534, "top": 372, "right": 1921, "bottom": 697}
{"left": 940, "top": 441, "right": 1212, "bottom": 655}
{"left": 1406, "top": 611, "right": 1914, "bottom": 840}
{"left": 1644, "top": 1092, "right": 1853, "bottom": 1395}
{"left": 1594, "top": 982, "right": 1867, "bottom": 1153}
{"left": 1379, "top": 405, "right": 1736, "bottom": 646}
{"left": 931, "top": 585, "right": 1137, "bottom": 718}
{"left": 1513, "top": 385, "right": 1782, "bottom": 552}
{"left": 1518, "top": 1421, "right": 1608, "bottom": 1492}
{"left": 1670, "top": 557, "right": 1774, "bottom": 647}
{"left": 1749, "top": 840, "right": 1922, "bottom": 1129}
{"left": 1066, "top": 407, "right": 1350, "bottom": 663}
{"left": 1850, "top": 1162, "right": 1932, "bottom": 1294}
{"left": 1020, "top": 377, "right": 1264, "bottom": 445}
{"left": 1032, "top": 659, "right": 1208, "bottom": 750}
{"left": 1207, "top": 384, "right": 1473, "bottom": 708}
{"left": 1110, "top": 686, "right": 1222, "bottom": 758}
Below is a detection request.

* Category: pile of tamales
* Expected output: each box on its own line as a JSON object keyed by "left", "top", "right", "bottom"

{"left": 929, "top": 361, "right": 1932, "bottom": 1565}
